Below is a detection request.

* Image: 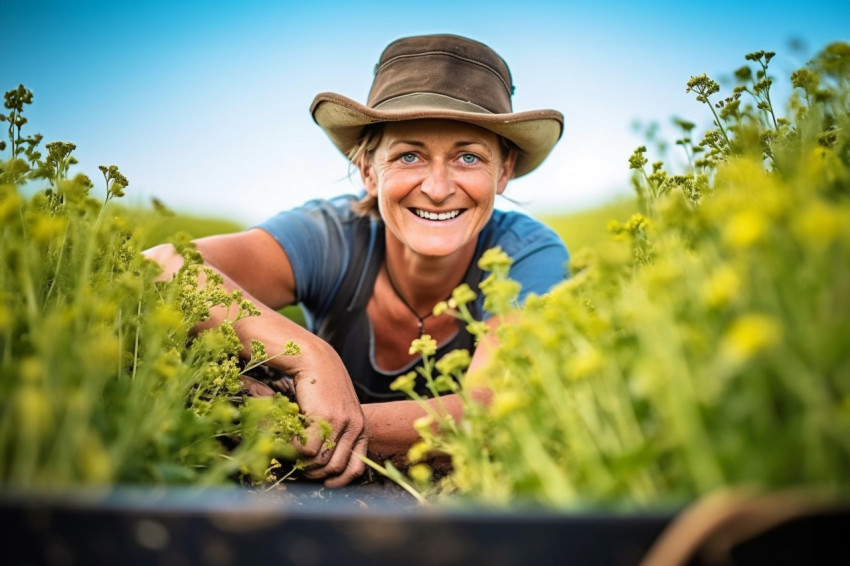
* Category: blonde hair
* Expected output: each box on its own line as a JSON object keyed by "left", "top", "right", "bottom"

{"left": 346, "top": 122, "right": 519, "bottom": 218}
{"left": 347, "top": 124, "right": 384, "bottom": 217}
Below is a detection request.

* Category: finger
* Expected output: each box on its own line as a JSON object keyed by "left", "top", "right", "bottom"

{"left": 300, "top": 416, "right": 364, "bottom": 480}
{"left": 301, "top": 420, "right": 353, "bottom": 479}
{"left": 270, "top": 376, "right": 296, "bottom": 397}
{"left": 292, "top": 421, "right": 326, "bottom": 460}
{"left": 240, "top": 376, "right": 275, "bottom": 397}
{"left": 306, "top": 424, "right": 355, "bottom": 479}
{"left": 300, "top": 445, "right": 336, "bottom": 478}
{"left": 323, "top": 436, "right": 368, "bottom": 488}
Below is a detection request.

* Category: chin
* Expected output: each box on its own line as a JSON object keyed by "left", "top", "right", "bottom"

{"left": 407, "top": 237, "right": 473, "bottom": 259}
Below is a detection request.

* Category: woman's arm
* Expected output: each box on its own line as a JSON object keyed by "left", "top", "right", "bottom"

{"left": 362, "top": 316, "right": 499, "bottom": 464}
{"left": 144, "top": 229, "right": 368, "bottom": 487}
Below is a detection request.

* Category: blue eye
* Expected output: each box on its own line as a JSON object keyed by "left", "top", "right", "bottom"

{"left": 461, "top": 153, "right": 479, "bottom": 164}
{"left": 400, "top": 153, "right": 417, "bottom": 163}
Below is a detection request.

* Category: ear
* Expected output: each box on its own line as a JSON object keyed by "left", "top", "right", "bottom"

{"left": 359, "top": 156, "right": 378, "bottom": 197}
{"left": 496, "top": 148, "right": 518, "bottom": 195}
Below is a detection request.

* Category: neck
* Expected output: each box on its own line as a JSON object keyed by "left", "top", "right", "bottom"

{"left": 382, "top": 234, "right": 475, "bottom": 313}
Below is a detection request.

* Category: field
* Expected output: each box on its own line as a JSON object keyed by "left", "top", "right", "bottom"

{"left": 2, "top": 41, "right": 849, "bottom": 525}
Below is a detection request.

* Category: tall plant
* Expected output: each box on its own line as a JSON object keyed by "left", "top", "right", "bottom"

{"left": 401, "top": 42, "right": 850, "bottom": 508}
{"left": 0, "top": 86, "right": 305, "bottom": 489}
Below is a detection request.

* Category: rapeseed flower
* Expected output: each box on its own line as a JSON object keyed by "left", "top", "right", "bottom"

{"left": 409, "top": 334, "right": 437, "bottom": 357}
{"left": 700, "top": 264, "right": 741, "bottom": 309}
{"left": 721, "top": 313, "right": 783, "bottom": 362}
{"left": 723, "top": 208, "right": 769, "bottom": 249}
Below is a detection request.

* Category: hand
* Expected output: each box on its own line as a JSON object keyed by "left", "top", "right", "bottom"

{"left": 288, "top": 338, "right": 368, "bottom": 488}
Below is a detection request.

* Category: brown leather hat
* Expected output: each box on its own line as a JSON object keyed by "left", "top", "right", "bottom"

{"left": 311, "top": 34, "right": 564, "bottom": 178}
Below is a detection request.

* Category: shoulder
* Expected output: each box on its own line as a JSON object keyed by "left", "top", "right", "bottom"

{"left": 477, "top": 209, "right": 570, "bottom": 302}
{"left": 482, "top": 209, "right": 567, "bottom": 260}
{"left": 256, "top": 194, "right": 364, "bottom": 238}
{"left": 251, "top": 194, "right": 382, "bottom": 314}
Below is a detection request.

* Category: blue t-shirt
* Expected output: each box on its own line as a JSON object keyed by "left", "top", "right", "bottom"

{"left": 256, "top": 194, "right": 569, "bottom": 401}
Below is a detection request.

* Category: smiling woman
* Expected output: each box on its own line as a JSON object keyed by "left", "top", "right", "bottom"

{"left": 362, "top": 119, "right": 514, "bottom": 260}
{"left": 144, "top": 33, "right": 569, "bottom": 487}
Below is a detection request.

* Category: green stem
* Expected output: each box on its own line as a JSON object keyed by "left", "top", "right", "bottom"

{"left": 356, "top": 453, "right": 429, "bottom": 506}
{"left": 419, "top": 357, "right": 458, "bottom": 435}
{"left": 131, "top": 291, "right": 142, "bottom": 381}
{"left": 706, "top": 100, "right": 732, "bottom": 149}
{"left": 764, "top": 87, "right": 779, "bottom": 131}
{"left": 759, "top": 63, "right": 779, "bottom": 130}
{"left": 42, "top": 222, "right": 71, "bottom": 307}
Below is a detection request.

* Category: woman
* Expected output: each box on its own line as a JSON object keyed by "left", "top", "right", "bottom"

{"left": 145, "top": 33, "right": 568, "bottom": 487}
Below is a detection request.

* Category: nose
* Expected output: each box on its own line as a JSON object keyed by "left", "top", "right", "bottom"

{"left": 420, "top": 161, "right": 455, "bottom": 202}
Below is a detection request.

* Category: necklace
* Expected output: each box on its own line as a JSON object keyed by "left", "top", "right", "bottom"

{"left": 384, "top": 263, "right": 434, "bottom": 339}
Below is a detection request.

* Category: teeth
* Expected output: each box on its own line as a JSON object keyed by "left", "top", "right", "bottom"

{"left": 415, "top": 209, "right": 461, "bottom": 221}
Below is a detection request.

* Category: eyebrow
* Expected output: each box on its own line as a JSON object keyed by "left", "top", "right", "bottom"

{"left": 387, "top": 139, "right": 493, "bottom": 154}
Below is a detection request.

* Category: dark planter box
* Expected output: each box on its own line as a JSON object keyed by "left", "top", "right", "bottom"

{"left": 0, "top": 484, "right": 846, "bottom": 565}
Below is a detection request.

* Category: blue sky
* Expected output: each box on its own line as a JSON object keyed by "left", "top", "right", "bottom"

{"left": 2, "top": 0, "right": 849, "bottom": 225}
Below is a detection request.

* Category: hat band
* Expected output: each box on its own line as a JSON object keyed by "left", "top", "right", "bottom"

{"left": 373, "top": 92, "right": 493, "bottom": 115}
{"left": 367, "top": 51, "right": 513, "bottom": 114}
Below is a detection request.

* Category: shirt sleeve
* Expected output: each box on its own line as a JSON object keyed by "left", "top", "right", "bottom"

{"left": 253, "top": 196, "right": 355, "bottom": 316}
{"left": 486, "top": 210, "right": 570, "bottom": 305}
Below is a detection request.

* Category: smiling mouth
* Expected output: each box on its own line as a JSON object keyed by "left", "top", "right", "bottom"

{"left": 412, "top": 208, "right": 463, "bottom": 221}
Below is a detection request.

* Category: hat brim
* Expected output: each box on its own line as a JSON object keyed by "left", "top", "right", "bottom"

{"left": 311, "top": 92, "right": 564, "bottom": 178}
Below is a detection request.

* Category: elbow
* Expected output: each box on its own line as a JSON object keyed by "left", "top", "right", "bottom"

{"left": 142, "top": 243, "right": 185, "bottom": 281}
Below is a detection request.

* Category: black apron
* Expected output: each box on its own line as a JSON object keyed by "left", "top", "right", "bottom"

{"left": 317, "top": 216, "right": 488, "bottom": 403}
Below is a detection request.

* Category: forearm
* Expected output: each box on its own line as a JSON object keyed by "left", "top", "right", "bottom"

{"left": 362, "top": 387, "right": 491, "bottom": 463}
{"left": 145, "top": 242, "right": 368, "bottom": 486}
{"left": 361, "top": 317, "right": 503, "bottom": 464}
{"left": 362, "top": 395, "right": 462, "bottom": 459}
{"left": 145, "top": 243, "right": 313, "bottom": 371}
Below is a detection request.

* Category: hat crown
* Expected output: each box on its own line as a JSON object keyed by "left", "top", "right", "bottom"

{"left": 367, "top": 34, "right": 514, "bottom": 114}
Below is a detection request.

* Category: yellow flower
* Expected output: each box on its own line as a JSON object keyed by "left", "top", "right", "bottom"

{"left": 640, "top": 256, "right": 684, "bottom": 291}
{"left": 793, "top": 200, "right": 843, "bottom": 250}
{"left": 407, "top": 440, "right": 432, "bottom": 463}
{"left": 723, "top": 208, "right": 769, "bottom": 249}
{"left": 83, "top": 327, "right": 121, "bottom": 376}
{"left": 153, "top": 304, "right": 184, "bottom": 329}
{"left": 94, "top": 300, "right": 118, "bottom": 323}
{"left": 254, "top": 436, "right": 276, "bottom": 457}
{"left": 409, "top": 463, "right": 432, "bottom": 484}
{"left": 409, "top": 334, "right": 437, "bottom": 357}
{"left": 432, "top": 301, "right": 450, "bottom": 316}
{"left": 78, "top": 434, "right": 113, "bottom": 483}
{"left": 154, "top": 349, "right": 182, "bottom": 379}
{"left": 450, "top": 283, "right": 477, "bottom": 307}
{"left": 413, "top": 415, "right": 435, "bottom": 436}
{"left": 566, "top": 346, "right": 604, "bottom": 381}
{"left": 721, "top": 313, "right": 783, "bottom": 361}
{"left": 478, "top": 246, "right": 513, "bottom": 273}
{"left": 802, "top": 146, "right": 848, "bottom": 188}
{"left": 31, "top": 215, "right": 68, "bottom": 244}
{"left": 606, "top": 219, "right": 622, "bottom": 233}
{"left": 488, "top": 390, "right": 526, "bottom": 419}
{"left": 15, "top": 386, "right": 53, "bottom": 438}
{"left": 465, "top": 320, "right": 490, "bottom": 342}
{"left": 283, "top": 340, "right": 301, "bottom": 356}
{"left": 390, "top": 371, "right": 417, "bottom": 393}
{"left": 625, "top": 213, "right": 651, "bottom": 233}
{"left": 435, "top": 349, "right": 471, "bottom": 376}
{"left": 0, "top": 184, "right": 22, "bottom": 222}
{"left": 481, "top": 277, "right": 521, "bottom": 315}
{"left": 209, "top": 401, "right": 240, "bottom": 424}
{"left": 700, "top": 264, "right": 741, "bottom": 309}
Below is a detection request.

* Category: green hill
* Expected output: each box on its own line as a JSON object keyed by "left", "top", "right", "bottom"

{"left": 538, "top": 197, "right": 638, "bottom": 254}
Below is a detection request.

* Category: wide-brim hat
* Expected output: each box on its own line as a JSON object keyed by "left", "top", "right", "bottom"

{"left": 311, "top": 34, "right": 564, "bottom": 178}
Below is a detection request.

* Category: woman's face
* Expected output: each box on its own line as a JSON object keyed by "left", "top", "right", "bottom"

{"left": 360, "top": 119, "right": 516, "bottom": 259}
